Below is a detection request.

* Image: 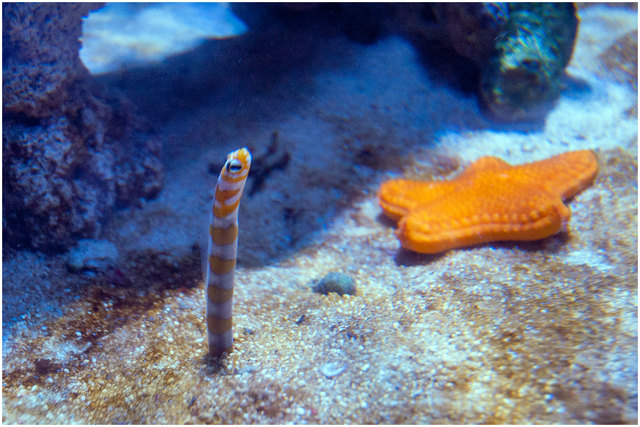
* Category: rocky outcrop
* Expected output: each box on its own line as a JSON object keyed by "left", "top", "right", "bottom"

{"left": 2, "top": 3, "right": 164, "bottom": 252}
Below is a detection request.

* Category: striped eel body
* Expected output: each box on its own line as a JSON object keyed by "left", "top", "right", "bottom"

{"left": 206, "top": 147, "right": 251, "bottom": 358}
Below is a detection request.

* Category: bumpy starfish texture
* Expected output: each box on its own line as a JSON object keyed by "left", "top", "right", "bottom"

{"left": 379, "top": 150, "right": 598, "bottom": 254}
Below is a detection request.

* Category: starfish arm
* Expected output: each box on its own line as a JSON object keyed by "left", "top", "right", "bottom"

{"left": 515, "top": 150, "right": 598, "bottom": 200}
{"left": 458, "top": 156, "right": 511, "bottom": 176}
{"left": 379, "top": 157, "right": 512, "bottom": 221}
{"left": 396, "top": 180, "right": 571, "bottom": 254}
{"left": 378, "top": 179, "right": 458, "bottom": 221}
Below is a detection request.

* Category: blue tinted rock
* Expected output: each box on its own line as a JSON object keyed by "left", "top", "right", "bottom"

{"left": 67, "top": 239, "right": 119, "bottom": 271}
{"left": 312, "top": 272, "right": 357, "bottom": 296}
{"left": 3, "top": 3, "right": 164, "bottom": 252}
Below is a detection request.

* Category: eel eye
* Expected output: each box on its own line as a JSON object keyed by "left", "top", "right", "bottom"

{"left": 227, "top": 160, "right": 243, "bottom": 172}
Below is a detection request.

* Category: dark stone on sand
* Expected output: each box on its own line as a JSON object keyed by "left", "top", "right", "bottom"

{"left": 67, "top": 239, "right": 119, "bottom": 271}
{"left": 312, "top": 272, "right": 357, "bottom": 296}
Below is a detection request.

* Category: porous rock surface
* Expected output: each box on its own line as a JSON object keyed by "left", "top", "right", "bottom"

{"left": 2, "top": 3, "right": 164, "bottom": 252}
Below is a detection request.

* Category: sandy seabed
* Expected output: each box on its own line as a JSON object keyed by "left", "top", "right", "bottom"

{"left": 2, "top": 4, "right": 638, "bottom": 424}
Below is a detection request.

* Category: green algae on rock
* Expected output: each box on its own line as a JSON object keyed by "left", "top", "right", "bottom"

{"left": 431, "top": 3, "right": 578, "bottom": 122}
{"left": 480, "top": 3, "right": 579, "bottom": 121}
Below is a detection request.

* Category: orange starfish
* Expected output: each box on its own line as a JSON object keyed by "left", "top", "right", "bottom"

{"left": 378, "top": 150, "right": 598, "bottom": 254}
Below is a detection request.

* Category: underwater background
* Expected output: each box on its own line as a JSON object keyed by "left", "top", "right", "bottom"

{"left": 2, "top": 3, "right": 638, "bottom": 424}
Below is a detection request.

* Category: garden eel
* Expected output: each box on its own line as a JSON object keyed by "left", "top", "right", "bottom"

{"left": 206, "top": 147, "right": 251, "bottom": 358}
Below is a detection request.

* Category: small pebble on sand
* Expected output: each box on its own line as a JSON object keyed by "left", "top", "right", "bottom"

{"left": 311, "top": 272, "right": 357, "bottom": 296}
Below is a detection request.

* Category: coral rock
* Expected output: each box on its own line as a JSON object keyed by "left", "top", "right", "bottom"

{"left": 2, "top": 3, "right": 164, "bottom": 252}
